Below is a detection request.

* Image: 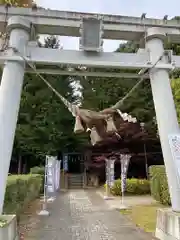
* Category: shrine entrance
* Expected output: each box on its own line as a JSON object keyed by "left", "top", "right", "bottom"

{"left": 66, "top": 153, "right": 84, "bottom": 174}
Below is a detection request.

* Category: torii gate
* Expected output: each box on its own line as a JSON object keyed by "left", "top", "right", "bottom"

{"left": 0, "top": 7, "right": 180, "bottom": 216}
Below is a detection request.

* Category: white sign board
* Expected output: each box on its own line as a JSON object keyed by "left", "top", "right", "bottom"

{"left": 168, "top": 134, "right": 180, "bottom": 181}
{"left": 106, "top": 159, "right": 115, "bottom": 187}
{"left": 120, "top": 154, "right": 131, "bottom": 193}
{"left": 46, "top": 156, "right": 57, "bottom": 195}
{"left": 55, "top": 160, "right": 61, "bottom": 190}
{"left": 44, "top": 156, "right": 61, "bottom": 201}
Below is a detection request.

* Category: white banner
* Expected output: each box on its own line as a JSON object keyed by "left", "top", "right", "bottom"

{"left": 40, "top": 156, "right": 60, "bottom": 214}
{"left": 55, "top": 160, "right": 61, "bottom": 190}
{"left": 120, "top": 154, "right": 131, "bottom": 193}
{"left": 106, "top": 158, "right": 115, "bottom": 187}
{"left": 46, "top": 156, "right": 60, "bottom": 196}
{"left": 46, "top": 156, "right": 54, "bottom": 194}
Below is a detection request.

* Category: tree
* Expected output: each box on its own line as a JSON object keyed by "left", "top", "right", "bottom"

{"left": 11, "top": 16, "right": 180, "bottom": 171}
{"left": 79, "top": 23, "right": 180, "bottom": 138}
{"left": 80, "top": 42, "right": 156, "bottom": 136}
{"left": 13, "top": 36, "right": 88, "bottom": 172}
{"left": 0, "top": 0, "right": 33, "bottom": 7}
{"left": 171, "top": 78, "right": 180, "bottom": 123}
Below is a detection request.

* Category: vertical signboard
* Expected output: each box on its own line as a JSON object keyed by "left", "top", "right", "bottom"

{"left": 39, "top": 156, "right": 60, "bottom": 215}
{"left": 105, "top": 158, "right": 115, "bottom": 187}
{"left": 46, "top": 156, "right": 56, "bottom": 197}
{"left": 120, "top": 154, "right": 131, "bottom": 193}
{"left": 105, "top": 159, "right": 109, "bottom": 185}
{"left": 168, "top": 134, "right": 180, "bottom": 183}
{"left": 109, "top": 159, "right": 115, "bottom": 187}
{"left": 55, "top": 160, "right": 61, "bottom": 191}
{"left": 63, "top": 154, "right": 68, "bottom": 171}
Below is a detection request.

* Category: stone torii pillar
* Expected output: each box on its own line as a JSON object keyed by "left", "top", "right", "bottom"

{"left": 0, "top": 16, "right": 31, "bottom": 214}
{"left": 146, "top": 28, "right": 180, "bottom": 212}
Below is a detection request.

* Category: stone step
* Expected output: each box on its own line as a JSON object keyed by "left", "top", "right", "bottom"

{"left": 68, "top": 176, "right": 83, "bottom": 180}
{"left": 68, "top": 181, "right": 83, "bottom": 184}
{"left": 68, "top": 180, "right": 83, "bottom": 183}
{"left": 69, "top": 182, "right": 83, "bottom": 185}
{"left": 69, "top": 185, "right": 83, "bottom": 188}
{"left": 68, "top": 186, "right": 83, "bottom": 189}
{"left": 68, "top": 176, "right": 83, "bottom": 179}
{"left": 68, "top": 174, "right": 84, "bottom": 189}
{"left": 68, "top": 185, "right": 83, "bottom": 189}
{"left": 68, "top": 179, "right": 83, "bottom": 182}
{"left": 68, "top": 175, "right": 83, "bottom": 178}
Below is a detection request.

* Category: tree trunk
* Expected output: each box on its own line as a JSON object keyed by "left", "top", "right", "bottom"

{"left": 22, "top": 159, "right": 27, "bottom": 174}
{"left": 17, "top": 155, "right": 22, "bottom": 174}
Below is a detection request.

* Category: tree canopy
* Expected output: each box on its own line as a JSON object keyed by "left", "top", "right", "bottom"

{"left": 9, "top": 14, "right": 180, "bottom": 170}
{"left": 13, "top": 36, "right": 88, "bottom": 169}
{"left": 79, "top": 30, "right": 180, "bottom": 137}
{"left": 0, "top": 0, "right": 33, "bottom": 7}
{"left": 79, "top": 42, "right": 156, "bottom": 136}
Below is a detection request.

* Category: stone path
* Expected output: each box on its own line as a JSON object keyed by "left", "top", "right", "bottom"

{"left": 97, "top": 191, "right": 156, "bottom": 210}
{"left": 26, "top": 190, "right": 155, "bottom": 240}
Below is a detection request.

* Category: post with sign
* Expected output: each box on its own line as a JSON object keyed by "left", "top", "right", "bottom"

{"left": 168, "top": 134, "right": 180, "bottom": 181}
{"left": 47, "top": 156, "right": 57, "bottom": 202}
{"left": 120, "top": 154, "right": 131, "bottom": 209}
{"left": 63, "top": 154, "right": 68, "bottom": 189}
{"left": 38, "top": 156, "right": 51, "bottom": 216}
{"left": 55, "top": 160, "right": 61, "bottom": 191}
{"left": 104, "top": 158, "right": 115, "bottom": 200}
{"left": 38, "top": 155, "right": 58, "bottom": 216}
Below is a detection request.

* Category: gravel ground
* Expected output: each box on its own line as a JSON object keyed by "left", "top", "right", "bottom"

{"left": 25, "top": 189, "right": 155, "bottom": 240}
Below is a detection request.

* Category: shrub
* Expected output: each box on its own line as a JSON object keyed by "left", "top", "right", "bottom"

{"left": 3, "top": 174, "right": 42, "bottom": 218}
{"left": 149, "top": 165, "right": 171, "bottom": 205}
{"left": 106, "top": 178, "right": 150, "bottom": 196}
{"left": 30, "top": 166, "right": 45, "bottom": 175}
{"left": 30, "top": 166, "right": 45, "bottom": 193}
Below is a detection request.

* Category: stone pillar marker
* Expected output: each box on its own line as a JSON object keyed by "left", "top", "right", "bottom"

{"left": 0, "top": 16, "right": 31, "bottom": 214}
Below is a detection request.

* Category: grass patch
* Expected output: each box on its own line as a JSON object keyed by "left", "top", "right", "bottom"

{"left": 120, "top": 203, "right": 165, "bottom": 233}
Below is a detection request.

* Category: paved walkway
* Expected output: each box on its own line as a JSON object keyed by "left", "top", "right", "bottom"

{"left": 26, "top": 190, "right": 155, "bottom": 240}
{"left": 97, "top": 191, "right": 156, "bottom": 210}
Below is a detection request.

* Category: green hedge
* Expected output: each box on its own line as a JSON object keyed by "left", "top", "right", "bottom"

{"left": 3, "top": 174, "right": 42, "bottom": 218}
{"left": 30, "top": 166, "right": 45, "bottom": 193}
{"left": 149, "top": 165, "right": 171, "bottom": 205}
{"left": 106, "top": 178, "right": 150, "bottom": 196}
{"left": 30, "top": 166, "right": 45, "bottom": 175}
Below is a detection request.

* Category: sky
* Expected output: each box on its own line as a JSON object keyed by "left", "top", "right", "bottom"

{"left": 36, "top": 0, "right": 180, "bottom": 52}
